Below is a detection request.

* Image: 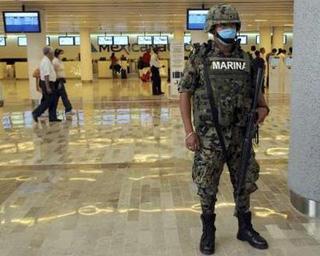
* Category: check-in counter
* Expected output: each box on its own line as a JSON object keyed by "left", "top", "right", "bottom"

{"left": 129, "top": 59, "right": 137, "bottom": 73}
{"left": 284, "top": 57, "right": 292, "bottom": 94}
{"left": 6, "top": 65, "right": 15, "bottom": 79}
{"left": 98, "top": 60, "right": 113, "bottom": 78}
{"left": 269, "top": 56, "right": 288, "bottom": 94}
{"left": 0, "top": 63, "right": 6, "bottom": 79}
{"left": 160, "top": 59, "right": 169, "bottom": 77}
{"left": 15, "top": 62, "right": 28, "bottom": 79}
{"left": 92, "top": 60, "right": 98, "bottom": 75}
{"left": 64, "top": 61, "right": 81, "bottom": 79}
{"left": 269, "top": 57, "right": 282, "bottom": 93}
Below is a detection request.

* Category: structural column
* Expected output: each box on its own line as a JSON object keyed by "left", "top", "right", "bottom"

{"left": 80, "top": 29, "right": 93, "bottom": 82}
{"left": 169, "top": 29, "right": 185, "bottom": 98}
{"left": 190, "top": 31, "right": 208, "bottom": 44}
{"left": 259, "top": 27, "right": 272, "bottom": 55}
{"left": 26, "top": 10, "right": 46, "bottom": 105}
{"left": 273, "top": 26, "right": 284, "bottom": 50}
{"left": 288, "top": 0, "right": 320, "bottom": 217}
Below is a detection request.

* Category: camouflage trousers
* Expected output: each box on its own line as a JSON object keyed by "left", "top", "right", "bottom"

{"left": 193, "top": 125, "right": 260, "bottom": 215}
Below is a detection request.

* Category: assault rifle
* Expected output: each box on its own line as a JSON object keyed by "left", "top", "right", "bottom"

{"left": 236, "top": 68, "right": 264, "bottom": 212}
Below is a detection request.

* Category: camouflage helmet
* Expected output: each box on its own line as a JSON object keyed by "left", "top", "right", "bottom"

{"left": 205, "top": 4, "right": 241, "bottom": 33}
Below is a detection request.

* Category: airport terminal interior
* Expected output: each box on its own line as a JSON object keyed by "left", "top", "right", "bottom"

{"left": 0, "top": 0, "right": 320, "bottom": 255}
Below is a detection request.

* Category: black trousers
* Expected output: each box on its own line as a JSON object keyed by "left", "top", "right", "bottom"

{"left": 32, "top": 81, "right": 58, "bottom": 121}
{"left": 151, "top": 66, "right": 162, "bottom": 95}
{"left": 56, "top": 78, "right": 72, "bottom": 113}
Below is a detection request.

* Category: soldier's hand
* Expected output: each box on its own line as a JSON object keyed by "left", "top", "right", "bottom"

{"left": 257, "top": 107, "right": 269, "bottom": 124}
{"left": 185, "top": 132, "right": 200, "bottom": 152}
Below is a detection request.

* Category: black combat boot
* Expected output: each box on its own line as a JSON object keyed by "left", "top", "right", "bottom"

{"left": 237, "top": 211, "right": 268, "bottom": 250}
{"left": 200, "top": 213, "right": 216, "bottom": 255}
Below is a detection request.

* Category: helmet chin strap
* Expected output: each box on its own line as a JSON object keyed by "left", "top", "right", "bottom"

{"left": 216, "top": 32, "right": 236, "bottom": 45}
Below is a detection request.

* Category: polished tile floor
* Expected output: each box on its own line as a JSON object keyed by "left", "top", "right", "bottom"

{"left": 0, "top": 78, "right": 319, "bottom": 256}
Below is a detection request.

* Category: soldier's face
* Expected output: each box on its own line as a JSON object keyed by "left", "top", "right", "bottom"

{"left": 215, "top": 23, "right": 237, "bottom": 33}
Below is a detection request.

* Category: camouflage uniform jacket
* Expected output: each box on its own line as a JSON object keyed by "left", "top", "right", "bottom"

{"left": 178, "top": 40, "right": 254, "bottom": 149}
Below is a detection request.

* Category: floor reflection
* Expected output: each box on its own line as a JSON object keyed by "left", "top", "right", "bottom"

{"left": 0, "top": 81, "right": 319, "bottom": 256}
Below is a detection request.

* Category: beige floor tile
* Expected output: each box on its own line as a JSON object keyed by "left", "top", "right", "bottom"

{"left": 0, "top": 79, "right": 318, "bottom": 256}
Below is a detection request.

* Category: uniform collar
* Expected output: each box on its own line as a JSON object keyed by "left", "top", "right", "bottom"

{"left": 211, "top": 40, "right": 242, "bottom": 58}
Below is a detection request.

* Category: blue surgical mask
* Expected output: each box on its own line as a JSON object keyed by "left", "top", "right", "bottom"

{"left": 217, "top": 28, "right": 237, "bottom": 40}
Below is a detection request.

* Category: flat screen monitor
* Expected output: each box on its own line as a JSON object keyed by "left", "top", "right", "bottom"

{"left": 3, "top": 11, "right": 41, "bottom": 33}
{"left": 137, "top": 36, "right": 152, "bottom": 45}
{"left": 187, "top": 9, "right": 209, "bottom": 30}
{"left": 74, "top": 36, "right": 80, "bottom": 45}
{"left": 184, "top": 35, "right": 191, "bottom": 44}
{"left": 17, "top": 37, "right": 27, "bottom": 46}
{"left": 256, "top": 35, "right": 260, "bottom": 44}
{"left": 153, "top": 36, "right": 168, "bottom": 45}
{"left": 238, "top": 35, "right": 248, "bottom": 45}
{"left": 283, "top": 35, "right": 287, "bottom": 44}
{"left": 98, "top": 36, "right": 113, "bottom": 45}
{"left": 59, "top": 36, "right": 74, "bottom": 46}
{"left": 0, "top": 37, "right": 6, "bottom": 46}
{"left": 113, "top": 36, "right": 129, "bottom": 45}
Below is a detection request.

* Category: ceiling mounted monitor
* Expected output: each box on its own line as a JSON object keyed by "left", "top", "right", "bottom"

{"left": 238, "top": 35, "right": 248, "bottom": 45}
{"left": 58, "top": 36, "right": 74, "bottom": 46}
{"left": 153, "top": 36, "right": 168, "bottom": 45}
{"left": 113, "top": 36, "right": 129, "bottom": 45}
{"left": 137, "top": 36, "right": 152, "bottom": 45}
{"left": 256, "top": 35, "right": 260, "bottom": 44}
{"left": 187, "top": 9, "right": 209, "bottom": 30}
{"left": 74, "top": 36, "right": 80, "bottom": 45}
{"left": 3, "top": 11, "right": 41, "bottom": 33}
{"left": 98, "top": 36, "right": 113, "bottom": 45}
{"left": 283, "top": 35, "right": 287, "bottom": 45}
{"left": 0, "top": 37, "right": 6, "bottom": 46}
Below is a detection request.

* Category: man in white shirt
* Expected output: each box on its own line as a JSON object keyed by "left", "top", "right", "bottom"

{"left": 150, "top": 48, "right": 164, "bottom": 95}
{"left": 32, "top": 47, "right": 60, "bottom": 122}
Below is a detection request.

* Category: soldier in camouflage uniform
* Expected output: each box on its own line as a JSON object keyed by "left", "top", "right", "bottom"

{"left": 179, "top": 4, "right": 270, "bottom": 255}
